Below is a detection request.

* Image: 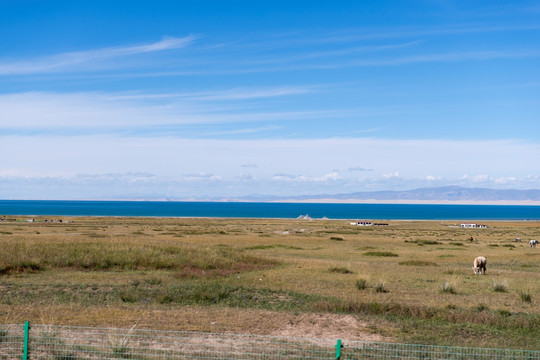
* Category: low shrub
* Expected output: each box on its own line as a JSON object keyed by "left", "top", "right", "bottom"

{"left": 473, "top": 304, "right": 489, "bottom": 312}
{"left": 374, "top": 280, "right": 388, "bottom": 293}
{"left": 355, "top": 278, "right": 368, "bottom": 290}
{"left": 492, "top": 280, "right": 509, "bottom": 293}
{"left": 363, "top": 251, "right": 398, "bottom": 257}
{"left": 404, "top": 239, "right": 441, "bottom": 245}
{"left": 330, "top": 236, "right": 344, "bottom": 241}
{"left": 440, "top": 281, "right": 458, "bottom": 294}
{"left": 519, "top": 289, "right": 532, "bottom": 303}
{"left": 329, "top": 267, "right": 353, "bottom": 274}
{"left": 399, "top": 260, "right": 437, "bottom": 267}
{"left": 245, "top": 244, "right": 303, "bottom": 250}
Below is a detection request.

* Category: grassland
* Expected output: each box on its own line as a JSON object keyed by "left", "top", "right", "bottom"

{"left": 0, "top": 216, "right": 539, "bottom": 349}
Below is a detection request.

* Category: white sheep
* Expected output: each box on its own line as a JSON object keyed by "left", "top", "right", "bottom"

{"left": 473, "top": 256, "right": 487, "bottom": 275}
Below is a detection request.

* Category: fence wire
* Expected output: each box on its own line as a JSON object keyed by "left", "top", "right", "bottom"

{"left": 24, "top": 324, "right": 334, "bottom": 360}
{"left": 341, "top": 340, "right": 540, "bottom": 360}
{"left": 1, "top": 323, "right": 540, "bottom": 360}
{"left": 0, "top": 324, "right": 24, "bottom": 360}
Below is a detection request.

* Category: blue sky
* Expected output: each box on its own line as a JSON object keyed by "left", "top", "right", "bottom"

{"left": 1, "top": 0, "right": 540, "bottom": 199}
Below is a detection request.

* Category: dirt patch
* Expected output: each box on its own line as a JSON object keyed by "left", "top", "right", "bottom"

{"left": 269, "top": 312, "right": 387, "bottom": 342}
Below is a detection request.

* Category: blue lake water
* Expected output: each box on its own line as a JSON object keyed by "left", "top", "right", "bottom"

{"left": 1, "top": 200, "right": 540, "bottom": 220}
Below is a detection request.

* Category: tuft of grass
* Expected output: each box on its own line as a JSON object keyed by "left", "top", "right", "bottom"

{"left": 355, "top": 246, "right": 375, "bottom": 250}
{"left": 363, "top": 251, "right": 398, "bottom": 257}
{"left": 404, "top": 239, "right": 441, "bottom": 245}
{"left": 440, "top": 281, "right": 458, "bottom": 294}
{"left": 144, "top": 277, "right": 162, "bottom": 285}
{"left": 492, "top": 280, "right": 509, "bottom": 293}
{"left": 399, "top": 260, "right": 438, "bottom": 267}
{"left": 519, "top": 289, "right": 532, "bottom": 303}
{"left": 328, "top": 266, "right": 353, "bottom": 274}
{"left": 244, "top": 244, "right": 303, "bottom": 250}
{"left": 355, "top": 278, "right": 368, "bottom": 290}
{"left": 374, "top": 280, "right": 388, "bottom": 293}
{"left": 107, "top": 325, "right": 136, "bottom": 359}
{"left": 473, "top": 304, "right": 489, "bottom": 312}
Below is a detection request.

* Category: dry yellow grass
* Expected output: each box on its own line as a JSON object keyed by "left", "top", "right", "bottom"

{"left": 0, "top": 216, "right": 539, "bottom": 348}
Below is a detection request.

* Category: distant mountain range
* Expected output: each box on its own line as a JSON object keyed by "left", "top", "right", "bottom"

{"left": 237, "top": 186, "right": 540, "bottom": 203}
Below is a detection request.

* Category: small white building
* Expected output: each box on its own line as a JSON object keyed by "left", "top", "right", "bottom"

{"left": 460, "top": 223, "right": 487, "bottom": 228}
{"left": 356, "top": 221, "right": 373, "bottom": 226}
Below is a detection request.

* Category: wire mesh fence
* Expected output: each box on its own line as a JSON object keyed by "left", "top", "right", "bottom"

{"left": 0, "top": 324, "right": 24, "bottom": 360}
{"left": 341, "top": 341, "right": 540, "bottom": 360}
{"left": 1, "top": 323, "right": 540, "bottom": 360}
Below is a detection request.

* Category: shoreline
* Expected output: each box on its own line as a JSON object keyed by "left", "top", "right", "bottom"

{"left": 2, "top": 215, "right": 539, "bottom": 222}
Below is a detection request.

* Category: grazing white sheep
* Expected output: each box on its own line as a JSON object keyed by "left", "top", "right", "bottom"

{"left": 530, "top": 240, "right": 538, "bottom": 248}
{"left": 473, "top": 256, "right": 487, "bottom": 275}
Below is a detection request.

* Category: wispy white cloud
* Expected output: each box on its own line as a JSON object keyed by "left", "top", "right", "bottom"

{"left": 182, "top": 172, "right": 222, "bottom": 181}
{"left": 347, "top": 167, "right": 373, "bottom": 172}
{"left": 242, "top": 41, "right": 422, "bottom": 66}
{"left": 0, "top": 90, "right": 333, "bottom": 130}
{"left": 0, "top": 36, "right": 197, "bottom": 75}
{"left": 312, "top": 24, "right": 540, "bottom": 44}
{"left": 107, "top": 85, "right": 315, "bottom": 101}
{"left": 272, "top": 171, "right": 341, "bottom": 183}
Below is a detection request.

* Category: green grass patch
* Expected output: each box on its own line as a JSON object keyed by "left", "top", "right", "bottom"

{"left": 399, "top": 260, "right": 438, "bottom": 267}
{"left": 328, "top": 266, "right": 353, "bottom": 274}
{"left": 405, "top": 239, "right": 442, "bottom": 245}
{"left": 355, "top": 246, "right": 375, "bottom": 250}
{"left": 363, "top": 251, "right": 399, "bottom": 257}
{"left": 355, "top": 278, "right": 368, "bottom": 290}
{"left": 244, "top": 244, "right": 303, "bottom": 250}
